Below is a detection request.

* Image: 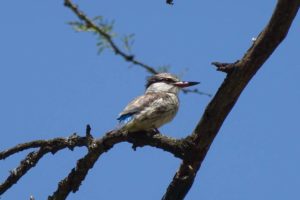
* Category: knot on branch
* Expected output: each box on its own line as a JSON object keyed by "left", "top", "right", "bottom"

{"left": 85, "top": 124, "right": 95, "bottom": 151}
{"left": 212, "top": 60, "right": 240, "bottom": 73}
{"left": 178, "top": 137, "right": 198, "bottom": 161}
{"left": 66, "top": 133, "right": 80, "bottom": 151}
{"left": 125, "top": 55, "right": 134, "bottom": 61}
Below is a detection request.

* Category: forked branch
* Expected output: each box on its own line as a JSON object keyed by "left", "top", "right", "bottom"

{"left": 0, "top": 127, "right": 184, "bottom": 198}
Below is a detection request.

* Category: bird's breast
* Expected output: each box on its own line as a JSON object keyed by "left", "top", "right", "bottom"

{"left": 141, "top": 93, "right": 179, "bottom": 128}
{"left": 122, "top": 92, "right": 179, "bottom": 131}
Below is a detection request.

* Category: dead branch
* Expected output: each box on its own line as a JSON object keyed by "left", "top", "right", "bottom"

{"left": 47, "top": 129, "right": 184, "bottom": 200}
{"left": 1, "top": 127, "right": 184, "bottom": 198}
{"left": 162, "top": 1, "right": 300, "bottom": 199}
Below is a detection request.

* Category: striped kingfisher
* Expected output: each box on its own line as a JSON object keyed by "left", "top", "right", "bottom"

{"left": 117, "top": 73, "right": 199, "bottom": 133}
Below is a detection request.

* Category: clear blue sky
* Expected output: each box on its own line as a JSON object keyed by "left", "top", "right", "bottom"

{"left": 1, "top": 0, "right": 299, "bottom": 199}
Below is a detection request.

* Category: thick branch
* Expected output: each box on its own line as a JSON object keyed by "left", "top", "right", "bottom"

{"left": 162, "top": 1, "right": 300, "bottom": 199}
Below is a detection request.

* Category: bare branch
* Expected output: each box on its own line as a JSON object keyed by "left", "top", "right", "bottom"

{"left": 0, "top": 134, "right": 86, "bottom": 160}
{"left": 162, "top": 1, "right": 300, "bottom": 199}
{"left": 0, "top": 134, "right": 88, "bottom": 195}
{"left": 48, "top": 130, "right": 184, "bottom": 200}
{"left": 1, "top": 126, "right": 183, "bottom": 198}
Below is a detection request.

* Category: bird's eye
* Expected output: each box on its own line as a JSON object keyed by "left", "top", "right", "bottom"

{"left": 164, "top": 78, "right": 175, "bottom": 83}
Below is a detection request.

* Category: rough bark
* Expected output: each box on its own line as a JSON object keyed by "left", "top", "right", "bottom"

{"left": 162, "top": 1, "right": 300, "bottom": 199}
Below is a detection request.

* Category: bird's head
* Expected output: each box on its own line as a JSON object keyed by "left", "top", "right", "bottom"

{"left": 145, "top": 73, "right": 199, "bottom": 94}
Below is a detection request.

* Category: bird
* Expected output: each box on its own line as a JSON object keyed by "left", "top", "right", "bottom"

{"left": 117, "top": 73, "right": 199, "bottom": 133}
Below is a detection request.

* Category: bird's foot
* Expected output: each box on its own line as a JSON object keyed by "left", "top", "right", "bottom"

{"left": 152, "top": 128, "right": 160, "bottom": 135}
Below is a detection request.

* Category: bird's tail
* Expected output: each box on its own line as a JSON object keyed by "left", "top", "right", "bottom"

{"left": 115, "top": 113, "right": 134, "bottom": 131}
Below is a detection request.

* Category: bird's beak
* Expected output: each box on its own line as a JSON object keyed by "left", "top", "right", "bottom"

{"left": 173, "top": 81, "right": 200, "bottom": 88}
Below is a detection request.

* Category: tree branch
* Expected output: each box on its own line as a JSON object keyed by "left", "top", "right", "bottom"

{"left": 64, "top": 0, "right": 159, "bottom": 75}
{"left": 1, "top": 127, "right": 184, "bottom": 198}
{"left": 0, "top": 134, "right": 86, "bottom": 160}
{"left": 0, "top": 149, "right": 48, "bottom": 195}
{"left": 64, "top": 0, "right": 210, "bottom": 97}
{"left": 162, "top": 0, "right": 300, "bottom": 199}
{"left": 0, "top": 134, "right": 88, "bottom": 195}
{"left": 48, "top": 130, "right": 184, "bottom": 200}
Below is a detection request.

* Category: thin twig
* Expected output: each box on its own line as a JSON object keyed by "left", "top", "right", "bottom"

{"left": 64, "top": 0, "right": 159, "bottom": 75}
{"left": 64, "top": 0, "right": 209, "bottom": 96}
{"left": 182, "top": 88, "right": 212, "bottom": 97}
{"left": 0, "top": 134, "right": 86, "bottom": 160}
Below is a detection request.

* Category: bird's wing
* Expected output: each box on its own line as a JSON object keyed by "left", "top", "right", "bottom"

{"left": 117, "top": 92, "right": 165, "bottom": 122}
